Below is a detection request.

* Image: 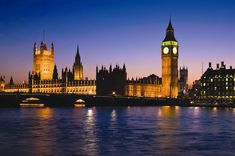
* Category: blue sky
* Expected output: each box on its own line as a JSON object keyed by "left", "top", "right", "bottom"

{"left": 0, "top": 0, "right": 235, "bottom": 85}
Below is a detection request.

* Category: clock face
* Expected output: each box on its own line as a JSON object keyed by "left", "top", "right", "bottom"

{"left": 173, "top": 47, "right": 177, "bottom": 54}
{"left": 163, "top": 47, "right": 169, "bottom": 54}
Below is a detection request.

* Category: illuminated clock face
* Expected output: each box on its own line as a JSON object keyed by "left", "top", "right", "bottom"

{"left": 173, "top": 47, "right": 177, "bottom": 54}
{"left": 163, "top": 47, "right": 169, "bottom": 54}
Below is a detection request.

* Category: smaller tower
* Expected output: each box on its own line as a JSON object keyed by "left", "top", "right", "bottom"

{"left": 53, "top": 64, "right": 58, "bottom": 80}
{"left": 73, "top": 45, "right": 83, "bottom": 80}
{"left": 33, "top": 38, "right": 55, "bottom": 80}
{"left": 179, "top": 66, "right": 188, "bottom": 96}
{"left": 9, "top": 76, "right": 14, "bottom": 86}
{"left": 0, "top": 76, "right": 5, "bottom": 92}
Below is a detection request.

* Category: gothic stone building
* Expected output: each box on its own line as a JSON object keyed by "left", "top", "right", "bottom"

{"left": 96, "top": 20, "right": 180, "bottom": 98}
{"left": 4, "top": 41, "right": 96, "bottom": 94}
{"left": 126, "top": 75, "right": 162, "bottom": 97}
{"left": 3, "top": 20, "right": 183, "bottom": 98}
{"left": 96, "top": 65, "right": 127, "bottom": 96}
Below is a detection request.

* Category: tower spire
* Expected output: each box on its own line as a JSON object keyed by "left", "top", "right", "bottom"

{"left": 40, "top": 30, "right": 47, "bottom": 50}
{"left": 43, "top": 30, "right": 45, "bottom": 42}
{"left": 167, "top": 17, "right": 173, "bottom": 31}
{"left": 73, "top": 44, "right": 83, "bottom": 80}
{"left": 163, "top": 18, "right": 177, "bottom": 42}
{"left": 77, "top": 44, "right": 80, "bottom": 56}
{"left": 75, "top": 44, "right": 81, "bottom": 63}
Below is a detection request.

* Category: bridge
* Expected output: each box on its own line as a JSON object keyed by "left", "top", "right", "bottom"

{"left": 0, "top": 93, "right": 187, "bottom": 107}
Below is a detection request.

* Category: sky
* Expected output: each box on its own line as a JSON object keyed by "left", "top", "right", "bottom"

{"left": 0, "top": 0, "right": 235, "bottom": 86}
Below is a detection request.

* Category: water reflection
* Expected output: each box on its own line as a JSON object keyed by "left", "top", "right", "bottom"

{"left": 155, "top": 106, "right": 182, "bottom": 151}
{"left": 213, "top": 107, "right": 218, "bottom": 112}
{"left": 36, "top": 108, "right": 54, "bottom": 119}
{"left": 88, "top": 109, "right": 93, "bottom": 117}
{"left": 1, "top": 107, "right": 235, "bottom": 155}
{"left": 157, "top": 106, "right": 180, "bottom": 118}
{"left": 84, "top": 108, "right": 98, "bottom": 155}
{"left": 111, "top": 109, "right": 116, "bottom": 122}
{"left": 190, "top": 107, "right": 202, "bottom": 132}
{"left": 20, "top": 108, "right": 56, "bottom": 155}
{"left": 192, "top": 107, "right": 200, "bottom": 117}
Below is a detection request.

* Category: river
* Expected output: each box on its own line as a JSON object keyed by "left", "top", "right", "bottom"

{"left": 0, "top": 106, "right": 235, "bottom": 155}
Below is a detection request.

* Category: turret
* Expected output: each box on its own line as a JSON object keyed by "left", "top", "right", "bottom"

{"left": 51, "top": 42, "right": 54, "bottom": 54}
{"left": 0, "top": 76, "right": 5, "bottom": 92}
{"left": 75, "top": 45, "right": 81, "bottom": 64}
{"left": 33, "top": 42, "right": 37, "bottom": 54}
{"left": 109, "top": 65, "right": 112, "bottom": 73}
{"left": 33, "top": 38, "right": 55, "bottom": 80}
{"left": 53, "top": 64, "right": 58, "bottom": 80}
{"left": 40, "top": 41, "right": 47, "bottom": 51}
{"left": 123, "top": 64, "right": 126, "bottom": 72}
{"left": 96, "top": 66, "right": 98, "bottom": 74}
{"left": 9, "top": 76, "right": 14, "bottom": 85}
{"left": 73, "top": 45, "right": 83, "bottom": 80}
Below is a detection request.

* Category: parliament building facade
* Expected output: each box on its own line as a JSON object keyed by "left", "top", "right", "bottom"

{"left": 2, "top": 20, "right": 186, "bottom": 98}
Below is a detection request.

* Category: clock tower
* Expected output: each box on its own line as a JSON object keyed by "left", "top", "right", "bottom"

{"left": 161, "top": 19, "right": 178, "bottom": 98}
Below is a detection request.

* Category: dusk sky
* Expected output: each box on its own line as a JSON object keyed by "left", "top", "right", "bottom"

{"left": 1, "top": 0, "right": 235, "bottom": 86}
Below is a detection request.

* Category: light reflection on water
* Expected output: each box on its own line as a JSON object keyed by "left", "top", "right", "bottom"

{"left": 0, "top": 107, "right": 235, "bottom": 155}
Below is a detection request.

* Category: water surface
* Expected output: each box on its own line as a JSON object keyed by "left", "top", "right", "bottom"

{"left": 0, "top": 106, "right": 235, "bottom": 155}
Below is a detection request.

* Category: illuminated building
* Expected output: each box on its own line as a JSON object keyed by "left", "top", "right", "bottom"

{"left": 0, "top": 76, "right": 5, "bottom": 92}
{"left": 126, "top": 75, "right": 162, "bottom": 98}
{"left": 200, "top": 62, "right": 235, "bottom": 99}
{"left": 2, "top": 20, "right": 182, "bottom": 98}
{"left": 4, "top": 41, "right": 96, "bottom": 95}
{"left": 96, "top": 66, "right": 162, "bottom": 97}
{"left": 73, "top": 45, "right": 83, "bottom": 80}
{"left": 96, "top": 20, "right": 179, "bottom": 98}
{"left": 161, "top": 19, "right": 179, "bottom": 98}
{"left": 33, "top": 41, "right": 54, "bottom": 80}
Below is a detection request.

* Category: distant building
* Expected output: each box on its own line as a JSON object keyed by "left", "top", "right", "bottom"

{"left": 200, "top": 62, "right": 235, "bottom": 99}
{"left": 178, "top": 66, "right": 188, "bottom": 97}
{"left": 189, "top": 80, "right": 200, "bottom": 99}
